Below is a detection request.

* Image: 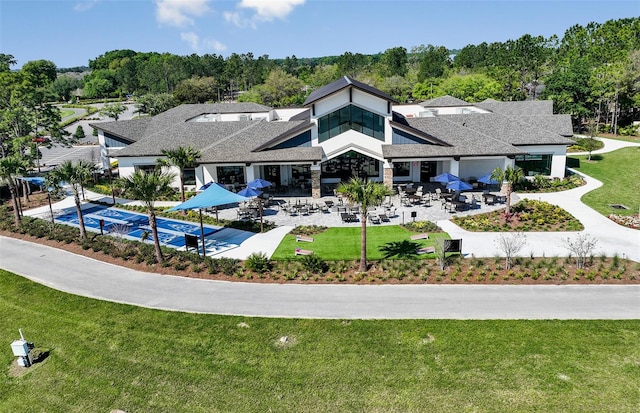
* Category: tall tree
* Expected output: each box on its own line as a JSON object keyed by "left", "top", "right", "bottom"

{"left": 118, "top": 169, "right": 176, "bottom": 263}
{"left": 135, "top": 93, "right": 177, "bottom": 116}
{"left": 99, "top": 103, "right": 127, "bottom": 121}
{"left": 157, "top": 146, "right": 200, "bottom": 203}
{"left": 337, "top": 178, "right": 391, "bottom": 272}
{"left": 490, "top": 166, "right": 524, "bottom": 217}
{"left": 0, "top": 155, "right": 29, "bottom": 226}
{"left": 48, "top": 160, "right": 99, "bottom": 240}
{"left": 379, "top": 47, "right": 408, "bottom": 77}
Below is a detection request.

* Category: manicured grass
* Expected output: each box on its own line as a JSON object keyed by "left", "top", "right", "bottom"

{"left": 570, "top": 147, "right": 640, "bottom": 216}
{"left": 59, "top": 109, "right": 75, "bottom": 118}
{"left": 270, "top": 225, "right": 449, "bottom": 260}
{"left": 1, "top": 270, "right": 638, "bottom": 412}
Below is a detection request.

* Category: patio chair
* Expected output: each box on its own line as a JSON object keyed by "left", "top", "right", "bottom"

{"left": 368, "top": 213, "right": 381, "bottom": 224}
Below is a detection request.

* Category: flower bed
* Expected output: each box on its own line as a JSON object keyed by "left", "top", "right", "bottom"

{"left": 608, "top": 214, "right": 640, "bottom": 229}
{"left": 452, "top": 199, "right": 584, "bottom": 232}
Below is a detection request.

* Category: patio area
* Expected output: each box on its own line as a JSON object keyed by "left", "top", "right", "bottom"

{"left": 209, "top": 184, "right": 513, "bottom": 228}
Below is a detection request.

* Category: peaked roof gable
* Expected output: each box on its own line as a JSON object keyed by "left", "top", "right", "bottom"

{"left": 303, "top": 76, "right": 397, "bottom": 106}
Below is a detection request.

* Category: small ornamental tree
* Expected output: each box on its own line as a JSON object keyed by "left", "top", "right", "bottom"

{"left": 74, "top": 125, "right": 85, "bottom": 139}
{"left": 564, "top": 233, "right": 598, "bottom": 269}
{"left": 495, "top": 232, "right": 527, "bottom": 270}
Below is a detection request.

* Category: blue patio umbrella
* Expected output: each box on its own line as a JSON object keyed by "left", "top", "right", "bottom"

{"left": 246, "top": 178, "right": 272, "bottom": 189}
{"left": 446, "top": 180, "right": 473, "bottom": 191}
{"left": 198, "top": 181, "right": 226, "bottom": 191}
{"left": 477, "top": 174, "right": 499, "bottom": 185}
{"left": 237, "top": 186, "right": 267, "bottom": 232}
{"left": 433, "top": 172, "right": 460, "bottom": 183}
{"left": 167, "top": 183, "right": 249, "bottom": 256}
{"left": 237, "top": 187, "right": 262, "bottom": 197}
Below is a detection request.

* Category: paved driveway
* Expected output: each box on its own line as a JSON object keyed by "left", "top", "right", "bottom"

{"left": 1, "top": 236, "right": 638, "bottom": 319}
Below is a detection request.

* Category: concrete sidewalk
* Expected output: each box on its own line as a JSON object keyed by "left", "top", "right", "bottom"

{"left": 440, "top": 171, "right": 640, "bottom": 262}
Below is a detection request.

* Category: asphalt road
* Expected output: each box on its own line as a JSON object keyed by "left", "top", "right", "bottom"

{"left": 1, "top": 236, "right": 638, "bottom": 319}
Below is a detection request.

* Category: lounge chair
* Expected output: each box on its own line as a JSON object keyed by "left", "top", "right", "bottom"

{"left": 410, "top": 233, "right": 429, "bottom": 240}
{"left": 379, "top": 213, "right": 390, "bottom": 222}
{"left": 416, "top": 246, "right": 436, "bottom": 254}
{"left": 295, "top": 248, "right": 314, "bottom": 256}
{"left": 368, "top": 213, "right": 381, "bottom": 224}
{"left": 296, "top": 235, "right": 314, "bottom": 242}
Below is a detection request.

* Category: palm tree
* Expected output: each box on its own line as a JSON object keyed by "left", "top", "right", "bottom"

{"left": 157, "top": 146, "right": 200, "bottom": 203}
{"left": 48, "top": 160, "right": 99, "bottom": 240}
{"left": 119, "top": 169, "right": 175, "bottom": 264}
{"left": 337, "top": 177, "right": 391, "bottom": 272}
{"left": 490, "top": 165, "right": 525, "bottom": 216}
{"left": 0, "top": 155, "right": 29, "bottom": 226}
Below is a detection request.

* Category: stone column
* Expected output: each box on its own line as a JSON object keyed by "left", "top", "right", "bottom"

{"left": 311, "top": 165, "right": 321, "bottom": 198}
{"left": 383, "top": 167, "right": 393, "bottom": 189}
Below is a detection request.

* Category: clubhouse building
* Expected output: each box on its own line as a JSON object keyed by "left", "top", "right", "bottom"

{"left": 93, "top": 77, "right": 574, "bottom": 198}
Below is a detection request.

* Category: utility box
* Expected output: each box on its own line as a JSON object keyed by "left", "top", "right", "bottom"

{"left": 10, "top": 330, "right": 33, "bottom": 367}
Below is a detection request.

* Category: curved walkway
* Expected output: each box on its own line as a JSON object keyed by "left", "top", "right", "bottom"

{"left": 1, "top": 236, "right": 638, "bottom": 319}
{"left": 440, "top": 137, "right": 640, "bottom": 262}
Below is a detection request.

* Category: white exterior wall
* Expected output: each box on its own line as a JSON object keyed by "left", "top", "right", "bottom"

{"left": 458, "top": 158, "right": 508, "bottom": 181}
{"left": 273, "top": 107, "right": 307, "bottom": 120}
{"left": 118, "top": 156, "right": 158, "bottom": 178}
{"left": 517, "top": 145, "right": 568, "bottom": 178}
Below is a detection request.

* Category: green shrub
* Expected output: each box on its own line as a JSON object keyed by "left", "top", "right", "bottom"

{"left": 217, "top": 257, "right": 240, "bottom": 276}
{"left": 402, "top": 220, "right": 441, "bottom": 232}
{"left": 300, "top": 254, "right": 327, "bottom": 273}
{"left": 245, "top": 252, "right": 272, "bottom": 274}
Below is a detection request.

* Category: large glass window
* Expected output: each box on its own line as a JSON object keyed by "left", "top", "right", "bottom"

{"left": 317, "top": 105, "right": 385, "bottom": 142}
{"left": 393, "top": 162, "right": 411, "bottom": 177}
{"left": 321, "top": 151, "right": 380, "bottom": 180}
{"left": 183, "top": 168, "right": 196, "bottom": 186}
{"left": 216, "top": 166, "right": 245, "bottom": 184}
{"left": 515, "top": 154, "right": 552, "bottom": 176}
{"left": 134, "top": 165, "right": 156, "bottom": 173}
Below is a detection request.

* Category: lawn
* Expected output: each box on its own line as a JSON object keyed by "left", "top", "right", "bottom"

{"left": 59, "top": 109, "right": 75, "bottom": 118}
{"left": 270, "top": 225, "right": 449, "bottom": 260}
{"left": 1, "top": 270, "right": 638, "bottom": 412}
{"left": 569, "top": 147, "right": 640, "bottom": 216}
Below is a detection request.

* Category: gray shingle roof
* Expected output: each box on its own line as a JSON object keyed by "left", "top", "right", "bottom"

{"left": 420, "top": 95, "right": 472, "bottom": 107}
{"left": 476, "top": 100, "right": 554, "bottom": 116}
{"left": 387, "top": 117, "right": 526, "bottom": 158}
{"left": 89, "top": 118, "right": 152, "bottom": 143}
{"left": 436, "top": 113, "right": 574, "bottom": 145}
{"left": 115, "top": 120, "right": 322, "bottom": 163}
{"left": 303, "top": 76, "right": 397, "bottom": 106}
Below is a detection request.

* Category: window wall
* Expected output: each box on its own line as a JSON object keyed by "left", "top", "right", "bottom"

{"left": 318, "top": 105, "right": 385, "bottom": 142}
{"left": 321, "top": 151, "right": 380, "bottom": 180}
{"left": 515, "top": 154, "right": 552, "bottom": 176}
{"left": 216, "top": 166, "right": 245, "bottom": 184}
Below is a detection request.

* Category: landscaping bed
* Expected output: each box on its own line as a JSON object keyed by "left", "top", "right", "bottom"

{"left": 452, "top": 199, "right": 584, "bottom": 232}
{"left": 2, "top": 228, "right": 637, "bottom": 285}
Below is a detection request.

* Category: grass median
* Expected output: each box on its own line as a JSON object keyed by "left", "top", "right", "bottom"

{"left": 570, "top": 147, "right": 640, "bottom": 216}
{"left": 1, "top": 270, "right": 638, "bottom": 412}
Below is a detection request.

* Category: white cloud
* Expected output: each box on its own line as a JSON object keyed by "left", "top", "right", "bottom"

{"left": 73, "top": 0, "right": 100, "bottom": 12}
{"left": 180, "top": 32, "right": 200, "bottom": 51}
{"left": 225, "top": 0, "right": 305, "bottom": 28}
{"left": 223, "top": 11, "right": 250, "bottom": 29}
{"left": 156, "top": 0, "right": 211, "bottom": 28}
{"left": 238, "top": 0, "right": 305, "bottom": 21}
{"left": 181, "top": 31, "right": 226, "bottom": 53}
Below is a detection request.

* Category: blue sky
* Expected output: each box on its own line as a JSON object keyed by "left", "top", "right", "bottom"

{"left": 1, "top": 0, "right": 639, "bottom": 69}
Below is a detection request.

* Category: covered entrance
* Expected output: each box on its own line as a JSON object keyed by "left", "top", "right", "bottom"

{"left": 321, "top": 150, "right": 381, "bottom": 181}
{"left": 420, "top": 161, "right": 437, "bottom": 182}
